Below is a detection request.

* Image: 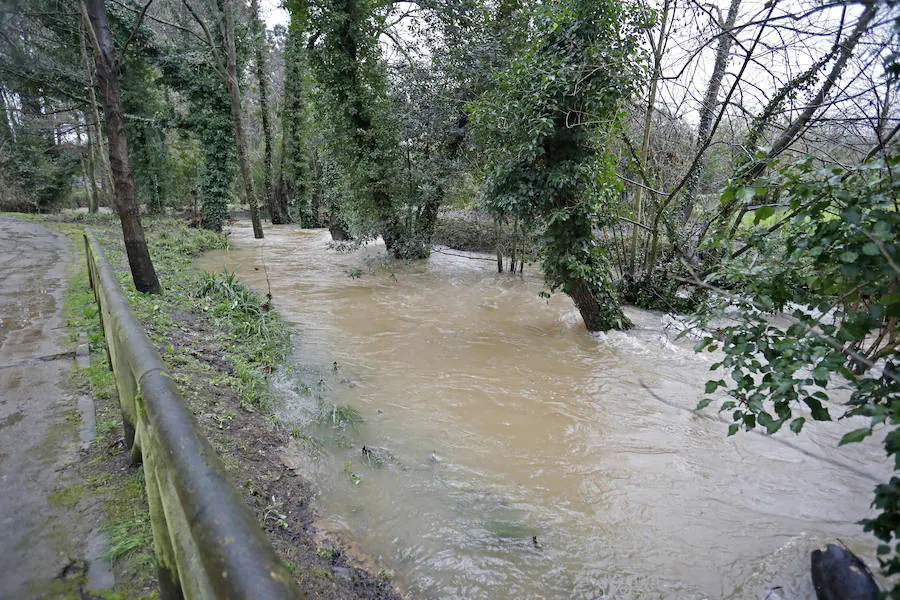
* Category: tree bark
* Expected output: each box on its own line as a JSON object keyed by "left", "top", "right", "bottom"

{"left": 628, "top": 0, "right": 669, "bottom": 275}
{"left": 83, "top": 0, "right": 161, "bottom": 294}
{"left": 679, "top": 0, "right": 741, "bottom": 223}
{"left": 222, "top": 0, "right": 264, "bottom": 239}
{"left": 85, "top": 120, "right": 100, "bottom": 213}
{"left": 251, "top": 0, "right": 275, "bottom": 224}
{"left": 80, "top": 20, "right": 114, "bottom": 209}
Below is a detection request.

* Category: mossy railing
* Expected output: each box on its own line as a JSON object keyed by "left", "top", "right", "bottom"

{"left": 84, "top": 232, "right": 303, "bottom": 600}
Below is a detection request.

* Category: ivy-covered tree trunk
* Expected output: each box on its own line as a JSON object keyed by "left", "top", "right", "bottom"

{"left": 273, "top": 18, "right": 306, "bottom": 226}
{"left": 222, "top": 0, "right": 264, "bottom": 239}
{"left": 83, "top": 0, "right": 160, "bottom": 294}
{"left": 251, "top": 0, "right": 275, "bottom": 224}
{"left": 471, "top": 0, "right": 642, "bottom": 331}
{"left": 544, "top": 124, "right": 630, "bottom": 332}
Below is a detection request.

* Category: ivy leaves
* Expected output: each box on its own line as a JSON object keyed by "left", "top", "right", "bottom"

{"left": 693, "top": 150, "right": 900, "bottom": 581}
{"left": 470, "top": 0, "right": 648, "bottom": 330}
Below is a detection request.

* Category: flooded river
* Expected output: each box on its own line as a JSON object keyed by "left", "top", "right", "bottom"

{"left": 198, "top": 222, "right": 889, "bottom": 600}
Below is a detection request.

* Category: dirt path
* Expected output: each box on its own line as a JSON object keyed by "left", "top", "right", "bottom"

{"left": 0, "top": 217, "right": 112, "bottom": 598}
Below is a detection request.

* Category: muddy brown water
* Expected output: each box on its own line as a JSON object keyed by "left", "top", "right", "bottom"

{"left": 199, "top": 223, "right": 890, "bottom": 600}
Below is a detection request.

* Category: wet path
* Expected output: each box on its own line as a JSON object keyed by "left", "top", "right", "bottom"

{"left": 0, "top": 217, "right": 111, "bottom": 598}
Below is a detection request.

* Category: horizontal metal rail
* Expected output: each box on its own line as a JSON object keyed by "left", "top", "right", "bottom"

{"left": 84, "top": 232, "right": 303, "bottom": 600}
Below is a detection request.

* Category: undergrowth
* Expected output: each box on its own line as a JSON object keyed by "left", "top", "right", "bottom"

{"left": 89, "top": 218, "right": 290, "bottom": 413}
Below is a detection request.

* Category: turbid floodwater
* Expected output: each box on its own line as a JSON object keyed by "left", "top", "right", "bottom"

{"left": 199, "top": 222, "right": 890, "bottom": 600}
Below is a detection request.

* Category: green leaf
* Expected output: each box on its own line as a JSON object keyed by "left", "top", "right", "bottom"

{"left": 862, "top": 242, "right": 880, "bottom": 256}
{"left": 753, "top": 205, "right": 775, "bottom": 223}
{"left": 727, "top": 423, "right": 739, "bottom": 436}
{"left": 839, "top": 428, "right": 872, "bottom": 446}
{"left": 704, "top": 380, "right": 719, "bottom": 394}
{"left": 696, "top": 398, "right": 713, "bottom": 411}
{"left": 804, "top": 397, "right": 832, "bottom": 421}
{"left": 789, "top": 417, "right": 805, "bottom": 434}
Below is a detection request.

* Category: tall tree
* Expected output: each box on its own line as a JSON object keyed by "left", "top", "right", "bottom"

{"left": 251, "top": 0, "right": 276, "bottom": 224}
{"left": 272, "top": 5, "right": 307, "bottom": 226}
{"left": 182, "top": 0, "right": 265, "bottom": 238}
{"left": 222, "top": 0, "right": 263, "bottom": 238}
{"left": 472, "top": 0, "right": 648, "bottom": 331}
{"left": 82, "top": 0, "right": 161, "bottom": 294}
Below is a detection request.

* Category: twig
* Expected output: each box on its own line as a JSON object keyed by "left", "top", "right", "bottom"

{"left": 120, "top": 0, "right": 154, "bottom": 59}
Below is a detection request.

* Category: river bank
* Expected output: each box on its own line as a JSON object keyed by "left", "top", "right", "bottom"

{"left": 7, "top": 212, "right": 400, "bottom": 599}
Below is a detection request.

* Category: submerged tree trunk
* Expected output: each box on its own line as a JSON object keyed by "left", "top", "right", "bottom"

{"left": 568, "top": 279, "right": 628, "bottom": 332}
{"left": 83, "top": 0, "right": 160, "bottom": 294}
{"left": 222, "top": 0, "right": 264, "bottom": 239}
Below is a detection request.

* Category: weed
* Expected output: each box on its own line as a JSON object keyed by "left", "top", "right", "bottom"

{"left": 343, "top": 460, "right": 362, "bottom": 485}
{"left": 319, "top": 403, "right": 363, "bottom": 431}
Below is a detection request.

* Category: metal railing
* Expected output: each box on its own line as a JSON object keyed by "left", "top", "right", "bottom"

{"left": 84, "top": 232, "right": 303, "bottom": 600}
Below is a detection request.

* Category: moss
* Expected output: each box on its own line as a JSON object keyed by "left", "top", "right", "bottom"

{"left": 47, "top": 483, "right": 85, "bottom": 508}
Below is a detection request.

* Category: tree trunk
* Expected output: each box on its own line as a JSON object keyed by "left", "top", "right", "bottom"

{"left": 629, "top": 0, "right": 669, "bottom": 275}
{"left": 222, "top": 0, "right": 264, "bottom": 239}
{"left": 566, "top": 276, "right": 630, "bottom": 332}
{"left": 679, "top": 0, "right": 741, "bottom": 223}
{"left": 80, "top": 154, "right": 95, "bottom": 211}
{"left": 80, "top": 20, "right": 113, "bottom": 209}
{"left": 271, "top": 172, "right": 291, "bottom": 225}
{"left": 83, "top": 0, "right": 161, "bottom": 294}
{"left": 495, "top": 220, "right": 504, "bottom": 273}
{"left": 84, "top": 115, "right": 99, "bottom": 213}
{"left": 251, "top": 0, "right": 275, "bottom": 224}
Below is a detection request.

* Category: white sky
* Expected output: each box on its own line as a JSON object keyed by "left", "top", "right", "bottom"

{"left": 259, "top": 0, "right": 289, "bottom": 29}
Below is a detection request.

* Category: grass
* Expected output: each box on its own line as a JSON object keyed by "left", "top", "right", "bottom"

{"left": 28, "top": 214, "right": 290, "bottom": 597}
{"left": 45, "top": 219, "right": 161, "bottom": 598}
{"left": 95, "top": 220, "right": 291, "bottom": 413}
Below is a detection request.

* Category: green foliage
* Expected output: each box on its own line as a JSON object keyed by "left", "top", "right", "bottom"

{"left": 693, "top": 151, "right": 900, "bottom": 583}
{"left": 300, "top": 0, "right": 439, "bottom": 257}
{"left": 0, "top": 129, "right": 79, "bottom": 212}
{"left": 159, "top": 41, "right": 236, "bottom": 231}
{"left": 108, "top": 2, "right": 173, "bottom": 214}
{"left": 471, "top": 0, "right": 649, "bottom": 330}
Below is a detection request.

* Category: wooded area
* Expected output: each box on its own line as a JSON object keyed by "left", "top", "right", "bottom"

{"left": 1, "top": 0, "right": 898, "bottom": 588}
